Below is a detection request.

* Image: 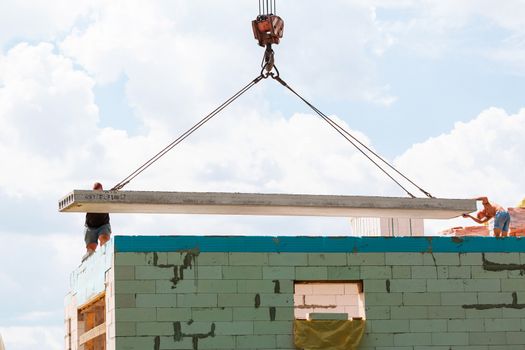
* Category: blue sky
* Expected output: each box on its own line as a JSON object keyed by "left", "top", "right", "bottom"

{"left": 1, "top": 1, "right": 525, "bottom": 349}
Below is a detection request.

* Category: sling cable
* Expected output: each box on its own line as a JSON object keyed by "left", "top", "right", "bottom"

{"left": 112, "top": 1, "right": 433, "bottom": 199}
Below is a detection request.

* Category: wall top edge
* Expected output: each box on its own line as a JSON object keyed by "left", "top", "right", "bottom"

{"left": 113, "top": 235, "right": 525, "bottom": 253}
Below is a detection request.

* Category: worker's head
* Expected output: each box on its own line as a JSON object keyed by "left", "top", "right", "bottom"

{"left": 93, "top": 182, "right": 103, "bottom": 191}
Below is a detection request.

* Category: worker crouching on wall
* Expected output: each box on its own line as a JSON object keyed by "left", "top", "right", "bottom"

{"left": 82, "top": 182, "right": 112, "bottom": 261}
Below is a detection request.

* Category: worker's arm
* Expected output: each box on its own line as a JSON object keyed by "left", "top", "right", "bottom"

{"left": 475, "top": 196, "right": 489, "bottom": 204}
{"left": 462, "top": 213, "right": 490, "bottom": 224}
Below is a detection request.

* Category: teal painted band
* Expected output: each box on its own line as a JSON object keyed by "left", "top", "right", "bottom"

{"left": 114, "top": 236, "right": 525, "bottom": 253}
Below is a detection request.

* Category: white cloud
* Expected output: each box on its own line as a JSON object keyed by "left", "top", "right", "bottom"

{"left": 0, "top": 326, "right": 62, "bottom": 350}
{"left": 395, "top": 107, "right": 525, "bottom": 232}
{"left": 0, "top": 0, "right": 94, "bottom": 48}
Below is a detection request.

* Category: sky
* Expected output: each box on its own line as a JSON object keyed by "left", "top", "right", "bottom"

{"left": 0, "top": 0, "right": 525, "bottom": 349}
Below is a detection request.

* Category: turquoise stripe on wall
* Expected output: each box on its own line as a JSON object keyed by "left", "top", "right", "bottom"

{"left": 114, "top": 236, "right": 525, "bottom": 253}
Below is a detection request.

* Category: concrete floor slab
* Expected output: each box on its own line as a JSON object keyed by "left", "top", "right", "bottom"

{"left": 58, "top": 190, "right": 476, "bottom": 219}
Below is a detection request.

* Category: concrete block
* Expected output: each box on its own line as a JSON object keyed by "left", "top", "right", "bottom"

{"left": 191, "top": 307, "right": 232, "bottom": 322}
{"left": 145, "top": 252, "right": 167, "bottom": 265}
{"left": 459, "top": 253, "right": 483, "bottom": 265}
{"left": 274, "top": 307, "right": 294, "bottom": 321}
{"left": 235, "top": 335, "right": 276, "bottom": 348}
{"left": 463, "top": 279, "right": 501, "bottom": 292}
{"left": 135, "top": 266, "right": 174, "bottom": 280}
{"left": 279, "top": 280, "right": 294, "bottom": 294}
{"left": 423, "top": 253, "right": 460, "bottom": 266}
{"left": 427, "top": 279, "right": 465, "bottom": 292}
{"left": 181, "top": 321, "right": 216, "bottom": 334}
{"left": 156, "top": 336, "right": 194, "bottom": 349}
{"left": 190, "top": 266, "right": 222, "bottom": 280}
{"left": 364, "top": 306, "right": 390, "bottom": 320}
{"left": 165, "top": 252, "right": 189, "bottom": 265}
{"left": 369, "top": 320, "right": 409, "bottom": 333}
{"left": 115, "top": 280, "right": 155, "bottom": 294}
{"left": 229, "top": 253, "right": 268, "bottom": 266}
{"left": 447, "top": 319, "right": 484, "bottom": 331}
{"left": 468, "top": 332, "right": 506, "bottom": 345}
{"left": 218, "top": 294, "right": 258, "bottom": 307}
{"left": 437, "top": 266, "right": 449, "bottom": 279}
{"left": 308, "top": 312, "right": 348, "bottom": 320}
{"left": 276, "top": 334, "right": 294, "bottom": 348}
{"left": 115, "top": 322, "right": 136, "bottom": 336}
{"left": 263, "top": 266, "right": 295, "bottom": 279}
{"left": 254, "top": 321, "right": 291, "bottom": 334}
{"left": 347, "top": 253, "right": 385, "bottom": 266}
{"left": 471, "top": 266, "right": 508, "bottom": 279}
{"left": 156, "top": 279, "right": 197, "bottom": 294}
{"left": 115, "top": 308, "right": 156, "bottom": 322}
{"left": 213, "top": 321, "right": 254, "bottom": 335}
{"left": 489, "top": 346, "right": 525, "bottom": 350}
{"left": 385, "top": 252, "right": 423, "bottom": 266}
{"left": 197, "top": 252, "right": 229, "bottom": 265}
{"left": 295, "top": 266, "right": 328, "bottom": 280}
{"left": 365, "top": 292, "right": 402, "bottom": 306}
{"left": 135, "top": 294, "right": 175, "bottom": 308}
{"left": 410, "top": 320, "right": 447, "bottom": 332}
{"left": 441, "top": 292, "right": 477, "bottom": 305}
{"left": 448, "top": 266, "right": 472, "bottom": 279}
{"left": 508, "top": 270, "right": 525, "bottom": 278}
{"left": 115, "top": 294, "right": 136, "bottom": 308}
{"left": 392, "top": 266, "right": 411, "bottom": 279}
{"left": 233, "top": 307, "right": 272, "bottom": 321}
{"left": 411, "top": 266, "right": 438, "bottom": 279}
{"left": 484, "top": 318, "right": 521, "bottom": 331}
{"left": 327, "top": 266, "right": 361, "bottom": 279}
{"left": 431, "top": 332, "right": 468, "bottom": 345}
{"left": 477, "top": 292, "right": 513, "bottom": 304}
{"left": 197, "top": 335, "right": 235, "bottom": 349}
{"left": 363, "top": 279, "right": 388, "bottom": 293}
{"left": 403, "top": 292, "right": 441, "bottom": 306}
{"left": 501, "top": 307, "right": 525, "bottom": 318}
{"left": 115, "top": 252, "right": 146, "bottom": 266}
{"left": 156, "top": 307, "right": 191, "bottom": 321}
{"left": 390, "top": 279, "right": 427, "bottom": 292}
{"left": 268, "top": 253, "right": 308, "bottom": 266}
{"left": 177, "top": 293, "right": 217, "bottom": 307}
{"left": 136, "top": 322, "right": 173, "bottom": 336}
{"left": 197, "top": 280, "right": 237, "bottom": 293}
{"left": 114, "top": 266, "right": 135, "bottom": 280}
{"left": 307, "top": 253, "right": 347, "bottom": 266}
{"left": 222, "top": 266, "right": 262, "bottom": 280}
{"left": 502, "top": 279, "right": 525, "bottom": 291}
{"left": 312, "top": 283, "right": 345, "bottom": 294}
{"left": 465, "top": 309, "right": 502, "bottom": 319}
{"left": 507, "top": 331, "right": 525, "bottom": 344}
{"left": 259, "top": 294, "right": 294, "bottom": 307}
{"left": 361, "top": 266, "right": 392, "bottom": 279}
{"left": 238, "top": 280, "right": 277, "bottom": 293}
{"left": 484, "top": 252, "right": 521, "bottom": 264}
{"left": 115, "top": 336, "right": 159, "bottom": 349}
{"left": 359, "top": 333, "right": 394, "bottom": 347}
{"left": 393, "top": 332, "right": 431, "bottom": 346}
{"left": 390, "top": 306, "right": 428, "bottom": 319}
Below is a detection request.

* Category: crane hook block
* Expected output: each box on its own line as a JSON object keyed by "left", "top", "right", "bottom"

{"left": 252, "top": 15, "right": 284, "bottom": 47}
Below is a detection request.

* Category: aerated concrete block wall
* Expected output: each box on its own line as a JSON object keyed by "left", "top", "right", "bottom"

{"left": 106, "top": 236, "right": 525, "bottom": 349}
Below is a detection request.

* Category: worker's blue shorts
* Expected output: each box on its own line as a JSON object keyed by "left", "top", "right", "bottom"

{"left": 494, "top": 211, "right": 510, "bottom": 232}
{"left": 84, "top": 224, "right": 112, "bottom": 245}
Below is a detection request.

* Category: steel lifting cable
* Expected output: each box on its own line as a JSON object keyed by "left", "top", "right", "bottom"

{"left": 269, "top": 74, "right": 434, "bottom": 198}
{"left": 111, "top": 74, "right": 265, "bottom": 191}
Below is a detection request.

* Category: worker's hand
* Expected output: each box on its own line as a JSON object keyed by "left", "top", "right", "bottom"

{"left": 462, "top": 213, "right": 469, "bottom": 218}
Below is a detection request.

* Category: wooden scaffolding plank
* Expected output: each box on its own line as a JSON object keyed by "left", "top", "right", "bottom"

{"left": 58, "top": 190, "right": 476, "bottom": 219}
